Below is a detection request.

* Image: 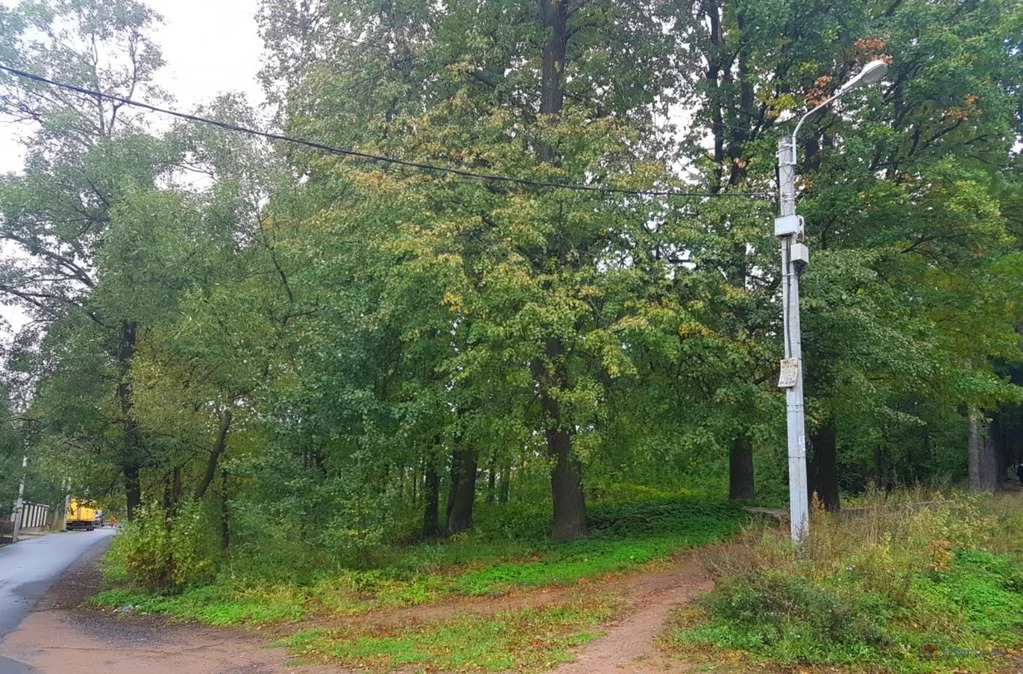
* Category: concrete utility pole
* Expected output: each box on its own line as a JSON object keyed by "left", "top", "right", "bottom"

{"left": 776, "top": 59, "right": 888, "bottom": 543}
{"left": 11, "top": 455, "right": 27, "bottom": 543}
{"left": 61, "top": 476, "right": 71, "bottom": 531}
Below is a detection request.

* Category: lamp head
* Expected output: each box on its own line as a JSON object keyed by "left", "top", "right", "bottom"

{"left": 841, "top": 59, "right": 888, "bottom": 92}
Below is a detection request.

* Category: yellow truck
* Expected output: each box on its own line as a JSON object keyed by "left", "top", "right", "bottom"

{"left": 66, "top": 499, "right": 98, "bottom": 531}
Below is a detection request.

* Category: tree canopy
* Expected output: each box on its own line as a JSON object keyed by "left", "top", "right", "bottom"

{"left": 0, "top": 0, "right": 1020, "bottom": 551}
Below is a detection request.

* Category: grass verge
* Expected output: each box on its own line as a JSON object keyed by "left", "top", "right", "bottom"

{"left": 666, "top": 490, "right": 1023, "bottom": 673}
{"left": 88, "top": 494, "right": 750, "bottom": 626}
{"left": 282, "top": 595, "right": 619, "bottom": 672}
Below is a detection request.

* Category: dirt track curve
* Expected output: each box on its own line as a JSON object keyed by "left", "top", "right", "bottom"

{"left": 0, "top": 538, "right": 720, "bottom": 674}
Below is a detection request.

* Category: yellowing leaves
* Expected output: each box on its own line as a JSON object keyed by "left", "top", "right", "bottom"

{"left": 614, "top": 315, "right": 651, "bottom": 332}
{"left": 442, "top": 291, "right": 462, "bottom": 313}
{"left": 679, "top": 322, "right": 713, "bottom": 338}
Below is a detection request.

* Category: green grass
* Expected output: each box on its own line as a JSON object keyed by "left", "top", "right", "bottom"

{"left": 282, "top": 597, "right": 618, "bottom": 672}
{"left": 90, "top": 584, "right": 309, "bottom": 625}
{"left": 90, "top": 493, "right": 750, "bottom": 626}
{"left": 668, "top": 492, "right": 1023, "bottom": 673}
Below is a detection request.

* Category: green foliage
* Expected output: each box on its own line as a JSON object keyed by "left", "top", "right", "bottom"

{"left": 108, "top": 502, "right": 218, "bottom": 591}
{"left": 671, "top": 493, "right": 1023, "bottom": 672}
{"left": 0, "top": 390, "right": 24, "bottom": 516}
{"left": 92, "top": 494, "right": 748, "bottom": 624}
{"left": 0, "top": 1, "right": 1021, "bottom": 653}
{"left": 89, "top": 584, "right": 307, "bottom": 626}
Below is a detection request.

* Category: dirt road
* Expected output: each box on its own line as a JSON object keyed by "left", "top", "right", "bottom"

{"left": 0, "top": 541, "right": 339, "bottom": 674}
{"left": 0, "top": 536, "right": 717, "bottom": 673}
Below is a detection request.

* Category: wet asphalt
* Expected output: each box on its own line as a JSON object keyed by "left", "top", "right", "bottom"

{"left": 0, "top": 529, "right": 114, "bottom": 642}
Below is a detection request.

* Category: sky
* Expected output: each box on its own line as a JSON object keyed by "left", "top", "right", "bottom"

{"left": 0, "top": 0, "right": 265, "bottom": 337}
{"left": 149, "top": 0, "right": 264, "bottom": 109}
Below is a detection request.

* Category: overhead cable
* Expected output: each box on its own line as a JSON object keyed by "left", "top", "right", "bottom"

{"left": 0, "top": 63, "right": 769, "bottom": 200}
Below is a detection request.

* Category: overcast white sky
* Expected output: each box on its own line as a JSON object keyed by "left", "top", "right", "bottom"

{"left": 151, "top": 0, "right": 264, "bottom": 108}
{"left": 0, "top": 0, "right": 265, "bottom": 337}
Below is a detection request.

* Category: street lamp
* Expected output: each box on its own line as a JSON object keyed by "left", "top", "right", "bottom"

{"left": 776, "top": 59, "right": 888, "bottom": 543}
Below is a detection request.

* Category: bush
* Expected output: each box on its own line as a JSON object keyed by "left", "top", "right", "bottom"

{"left": 672, "top": 491, "right": 1023, "bottom": 672}
{"left": 109, "top": 501, "right": 218, "bottom": 591}
{"left": 588, "top": 496, "right": 745, "bottom": 538}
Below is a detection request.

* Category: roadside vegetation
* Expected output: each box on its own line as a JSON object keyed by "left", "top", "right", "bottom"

{"left": 0, "top": 0, "right": 1021, "bottom": 672}
{"left": 91, "top": 491, "right": 749, "bottom": 626}
{"left": 282, "top": 596, "right": 619, "bottom": 673}
{"left": 669, "top": 491, "right": 1023, "bottom": 673}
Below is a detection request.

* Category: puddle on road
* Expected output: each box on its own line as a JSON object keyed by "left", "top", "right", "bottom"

{"left": 0, "top": 654, "right": 37, "bottom": 673}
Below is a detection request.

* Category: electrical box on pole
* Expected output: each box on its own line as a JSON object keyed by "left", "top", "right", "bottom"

{"left": 774, "top": 214, "right": 803, "bottom": 238}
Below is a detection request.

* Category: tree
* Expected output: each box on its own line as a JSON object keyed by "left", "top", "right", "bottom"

{"left": 0, "top": 0, "right": 169, "bottom": 518}
{"left": 258, "top": 0, "right": 707, "bottom": 541}
{"left": 669, "top": 0, "right": 1023, "bottom": 507}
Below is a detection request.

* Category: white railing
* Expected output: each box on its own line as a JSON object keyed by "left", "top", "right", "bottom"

{"left": 9, "top": 502, "right": 51, "bottom": 531}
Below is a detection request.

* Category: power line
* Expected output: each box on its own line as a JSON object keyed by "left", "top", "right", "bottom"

{"left": 0, "top": 63, "right": 769, "bottom": 200}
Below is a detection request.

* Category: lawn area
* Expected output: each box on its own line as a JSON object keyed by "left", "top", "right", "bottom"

{"left": 89, "top": 493, "right": 751, "bottom": 627}
{"left": 282, "top": 595, "right": 620, "bottom": 673}
{"left": 666, "top": 491, "right": 1023, "bottom": 674}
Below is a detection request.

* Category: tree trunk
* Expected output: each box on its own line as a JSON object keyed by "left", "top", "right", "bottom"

{"left": 447, "top": 448, "right": 478, "bottom": 534}
{"left": 423, "top": 464, "right": 440, "bottom": 538}
{"left": 195, "top": 409, "right": 233, "bottom": 500}
{"left": 968, "top": 411, "right": 981, "bottom": 489}
{"left": 446, "top": 451, "right": 460, "bottom": 523}
{"left": 985, "top": 422, "right": 1000, "bottom": 489}
{"left": 219, "top": 468, "right": 230, "bottom": 549}
{"left": 116, "top": 321, "right": 143, "bottom": 521}
{"left": 499, "top": 463, "right": 511, "bottom": 504}
{"left": 873, "top": 447, "right": 883, "bottom": 489}
{"left": 536, "top": 3, "right": 585, "bottom": 541}
{"left": 123, "top": 462, "right": 141, "bottom": 522}
{"left": 534, "top": 338, "right": 587, "bottom": 542}
{"left": 486, "top": 460, "right": 496, "bottom": 504}
{"left": 728, "top": 434, "right": 754, "bottom": 500}
{"left": 969, "top": 409, "right": 998, "bottom": 491}
{"left": 539, "top": 0, "right": 567, "bottom": 131}
{"left": 808, "top": 421, "right": 840, "bottom": 511}
{"left": 548, "top": 424, "right": 587, "bottom": 541}
{"left": 992, "top": 414, "right": 1010, "bottom": 488}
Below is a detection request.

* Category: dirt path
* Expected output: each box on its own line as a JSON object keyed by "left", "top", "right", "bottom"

{"left": 551, "top": 552, "right": 712, "bottom": 674}
{"left": 0, "top": 541, "right": 341, "bottom": 674}
{"left": 0, "top": 538, "right": 719, "bottom": 673}
{"left": 281, "top": 547, "right": 718, "bottom": 674}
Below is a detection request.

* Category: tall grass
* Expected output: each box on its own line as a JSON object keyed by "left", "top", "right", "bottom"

{"left": 671, "top": 489, "right": 1023, "bottom": 673}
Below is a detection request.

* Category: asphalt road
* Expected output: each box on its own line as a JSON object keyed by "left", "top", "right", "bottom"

{"left": 0, "top": 529, "right": 114, "bottom": 640}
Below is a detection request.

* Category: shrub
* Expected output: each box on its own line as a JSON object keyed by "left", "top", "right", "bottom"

{"left": 672, "top": 491, "right": 1023, "bottom": 672}
{"left": 109, "top": 501, "right": 218, "bottom": 591}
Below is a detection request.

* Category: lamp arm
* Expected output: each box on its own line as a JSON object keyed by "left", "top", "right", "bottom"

{"left": 790, "top": 88, "right": 849, "bottom": 166}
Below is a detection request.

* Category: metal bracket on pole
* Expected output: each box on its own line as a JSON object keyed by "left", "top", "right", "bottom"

{"left": 790, "top": 243, "right": 809, "bottom": 273}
